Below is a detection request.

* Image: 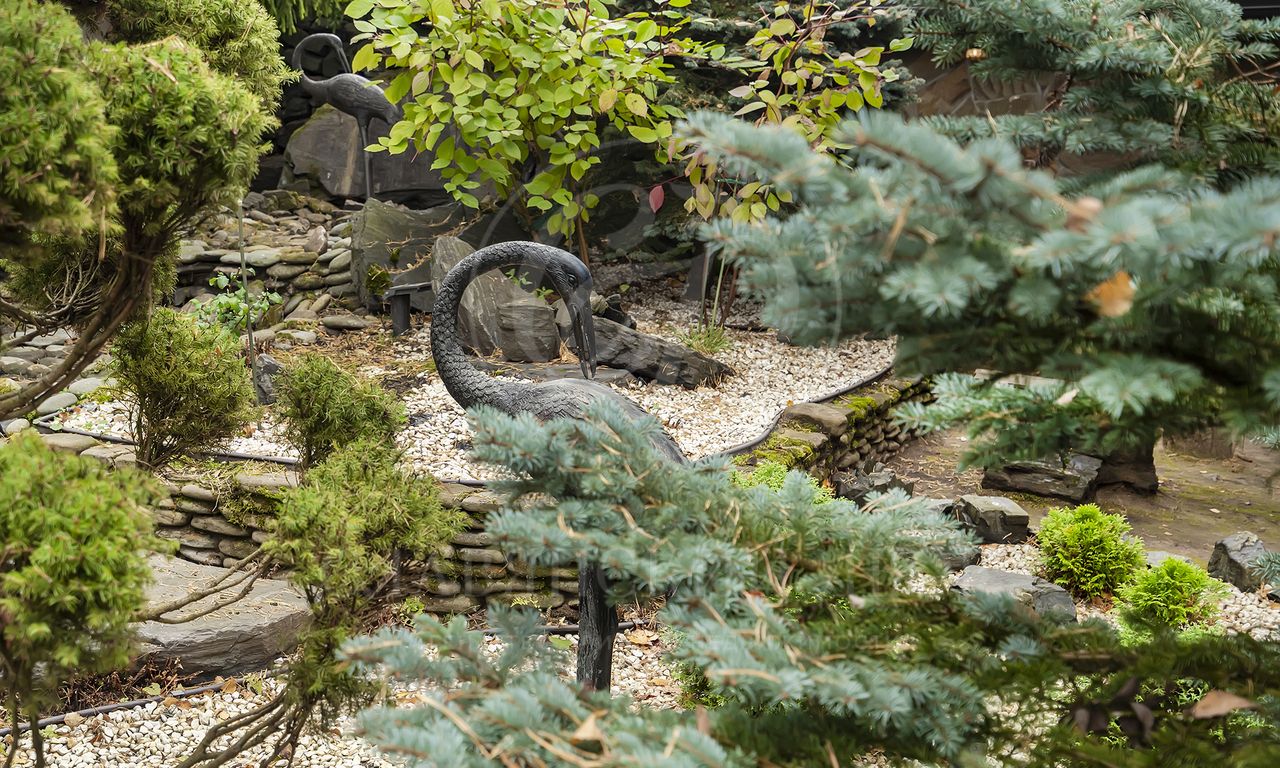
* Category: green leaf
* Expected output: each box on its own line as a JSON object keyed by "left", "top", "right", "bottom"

{"left": 627, "top": 125, "right": 659, "bottom": 143}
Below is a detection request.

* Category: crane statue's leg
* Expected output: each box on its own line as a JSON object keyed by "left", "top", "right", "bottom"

{"left": 359, "top": 119, "right": 373, "bottom": 201}
{"left": 576, "top": 562, "right": 617, "bottom": 691}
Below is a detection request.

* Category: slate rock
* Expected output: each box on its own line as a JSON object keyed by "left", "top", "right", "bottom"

{"left": 1208, "top": 531, "right": 1269, "bottom": 592}
{"left": 832, "top": 466, "right": 914, "bottom": 505}
{"left": 320, "top": 314, "right": 370, "bottom": 331}
{"left": 953, "top": 566, "right": 1077, "bottom": 622}
{"left": 291, "top": 273, "right": 325, "bottom": 290}
{"left": 590, "top": 316, "right": 733, "bottom": 388}
{"left": 36, "top": 391, "right": 79, "bottom": 415}
{"left": 252, "top": 353, "right": 285, "bottom": 405}
{"left": 303, "top": 225, "right": 328, "bottom": 254}
{"left": 429, "top": 235, "right": 524, "bottom": 354}
{"left": 497, "top": 298, "right": 560, "bottom": 362}
{"left": 133, "top": 556, "right": 309, "bottom": 676}
{"left": 982, "top": 453, "right": 1102, "bottom": 502}
{"left": 38, "top": 432, "right": 100, "bottom": 453}
{"left": 266, "top": 264, "right": 308, "bottom": 280}
{"left": 282, "top": 104, "right": 459, "bottom": 202}
{"left": 1145, "top": 550, "right": 1193, "bottom": 569}
{"left": 219, "top": 248, "right": 281, "bottom": 268}
{"left": 781, "top": 402, "right": 851, "bottom": 436}
{"left": 955, "top": 495, "right": 1031, "bottom": 544}
{"left": 1096, "top": 441, "right": 1159, "bottom": 495}
{"left": 4, "top": 347, "right": 43, "bottom": 362}
{"left": 357, "top": 201, "right": 468, "bottom": 311}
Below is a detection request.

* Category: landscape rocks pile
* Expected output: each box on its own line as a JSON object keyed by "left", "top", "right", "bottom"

{"left": 176, "top": 190, "right": 357, "bottom": 308}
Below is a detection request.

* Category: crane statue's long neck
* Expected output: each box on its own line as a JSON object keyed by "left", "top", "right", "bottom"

{"left": 431, "top": 242, "right": 570, "bottom": 412}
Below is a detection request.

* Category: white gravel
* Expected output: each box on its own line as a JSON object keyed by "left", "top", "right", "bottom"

{"left": 974, "top": 543, "right": 1280, "bottom": 639}
{"left": 50, "top": 299, "right": 896, "bottom": 480}
{"left": 2, "top": 629, "right": 676, "bottom": 767}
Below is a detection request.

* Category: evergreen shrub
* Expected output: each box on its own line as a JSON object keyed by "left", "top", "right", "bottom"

{"left": 1118, "top": 558, "right": 1229, "bottom": 629}
{"left": 276, "top": 353, "right": 406, "bottom": 469}
{"left": 0, "top": 432, "right": 160, "bottom": 765}
{"left": 111, "top": 308, "right": 257, "bottom": 468}
{"left": 1038, "top": 503, "right": 1145, "bottom": 599}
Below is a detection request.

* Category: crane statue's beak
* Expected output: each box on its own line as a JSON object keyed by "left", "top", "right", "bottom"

{"left": 568, "top": 295, "right": 597, "bottom": 380}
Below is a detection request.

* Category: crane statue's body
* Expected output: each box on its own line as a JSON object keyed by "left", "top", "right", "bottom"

{"left": 292, "top": 33, "right": 403, "bottom": 201}
{"left": 431, "top": 241, "right": 685, "bottom": 690}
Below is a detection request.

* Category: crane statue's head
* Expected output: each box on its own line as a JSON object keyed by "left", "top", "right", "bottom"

{"left": 292, "top": 33, "right": 351, "bottom": 75}
{"left": 545, "top": 254, "right": 597, "bottom": 379}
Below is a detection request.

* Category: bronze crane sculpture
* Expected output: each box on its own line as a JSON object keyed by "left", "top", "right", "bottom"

{"left": 292, "top": 33, "right": 403, "bottom": 200}
{"left": 431, "top": 241, "right": 686, "bottom": 690}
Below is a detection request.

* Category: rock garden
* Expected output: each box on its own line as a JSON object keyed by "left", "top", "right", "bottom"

{"left": 5, "top": 1, "right": 1280, "bottom": 768}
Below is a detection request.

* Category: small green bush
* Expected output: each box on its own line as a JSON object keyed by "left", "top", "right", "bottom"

{"left": 111, "top": 308, "right": 257, "bottom": 468}
{"left": 261, "top": 438, "right": 465, "bottom": 723}
{"left": 732, "top": 459, "right": 832, "bottom": 503}
{"left": 1037, "top": 503, "right": 1144, "bottom": 599}
{"left": 1117, "top": 558, "right": 1229, "bottom": 629}
{"left": 277, "top": 353, "right": 406, "bottom": 469}
{"left": 0, "top": 432, "right": 160, "bottom": 765}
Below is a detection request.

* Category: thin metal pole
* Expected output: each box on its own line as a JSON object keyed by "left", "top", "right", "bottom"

{"left": 238, "top": 200, "right": 258, "bottom": 387}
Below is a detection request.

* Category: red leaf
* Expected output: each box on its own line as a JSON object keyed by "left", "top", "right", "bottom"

{"left": 649, "top": 184, "right": 665, "bottom": 213}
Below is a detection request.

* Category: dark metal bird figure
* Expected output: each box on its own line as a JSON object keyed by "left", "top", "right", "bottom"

{"left": 431, "top": 241, "right": 686, "bottom": 692}
{"left": 431, "top": 241, "right": 686, "bottom": 463}
{"left": 292, "top": 33, "right": 404, "bottom": 201}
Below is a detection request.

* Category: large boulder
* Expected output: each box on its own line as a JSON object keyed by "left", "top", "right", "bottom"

{"left": 281, "top": 104, "right": 452, "bottom": 204}
{"left": 587, "top": 316, "right": 733, "bottom": 389}
{"left": 352, "top": 200, "right": 469, "bottom": 311}
{"left": 1208, "top": 532, "right": 1269, "bottom": 592}
{"left": 133, "top": 556, "right": 309, "bottom": 676}
{"left": 497, "top": 298, "right": 561, "bottom": 362}
{"left": 982, "top": 453, "right": 1103, "bottom": 502}
{"left": 954, "top": 495, "right": 1031, "bottom": 544}
{"left": 429, "top": 236, "right": 560, "bottom": 356}
{"left": 953, "top": 566, "right": 1077, "bottom": 622}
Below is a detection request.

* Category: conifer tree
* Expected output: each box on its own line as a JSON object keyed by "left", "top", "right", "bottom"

{"left": 345, "top": 403, "right": 1280, "bottom": 766}
{"left": 911, "top": 0, "right": 1280, "bottom": 184}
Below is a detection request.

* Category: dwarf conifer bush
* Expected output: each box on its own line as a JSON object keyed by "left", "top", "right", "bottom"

{"left": 111, "top": 308, "right": 256, "bottom": 468}
{"left": 1118, "top": 558, "right": 1229, "bottom": 629}
{"left": 1038, "top": 504, "right": 1145, "bottom": 599}
{"left": 276, "top": 353, "right": 406, "bottom": 469}
{"left": 175, "top": 439, "right": 464, "bottom": 767}
{"left": 0, "top": 432, "right": 160, "bottom": 767}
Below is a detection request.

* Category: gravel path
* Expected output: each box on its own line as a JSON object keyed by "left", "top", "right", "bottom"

{"left": 50, "top": 299, "right": 895, "bottom": 480}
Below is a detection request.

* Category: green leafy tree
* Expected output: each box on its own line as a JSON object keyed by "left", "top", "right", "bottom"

{"left": 349, "top": 0, "right": 715, "bottom": 256}
{"left": 0, "top": 0, "right": 283, "bottom": 421}
{"left": 344, "top": 403, "right": 1280, "bottom": 766}
{"left": 0, "top": 432, "right": 161, "bottom": 768}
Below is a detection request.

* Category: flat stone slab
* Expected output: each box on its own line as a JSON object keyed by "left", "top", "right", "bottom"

{"left": 39, "top": 432, "right": 101, "bottom": 453}
{"left": 953, "top": 566, "right": 1077, "bottom": 622}
{"left": 955, "top": 495, "right": 1031, "bottom": 544}
{"left": 982, "top": 453, "right": 1102, "bottom": 502}
{"left": 134, "top": 556, "right": 309, "bottom": 677}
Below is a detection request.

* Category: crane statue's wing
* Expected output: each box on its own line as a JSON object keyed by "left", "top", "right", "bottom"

{"left": 528, "top": 379, "right": 686, "bottom": 464}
